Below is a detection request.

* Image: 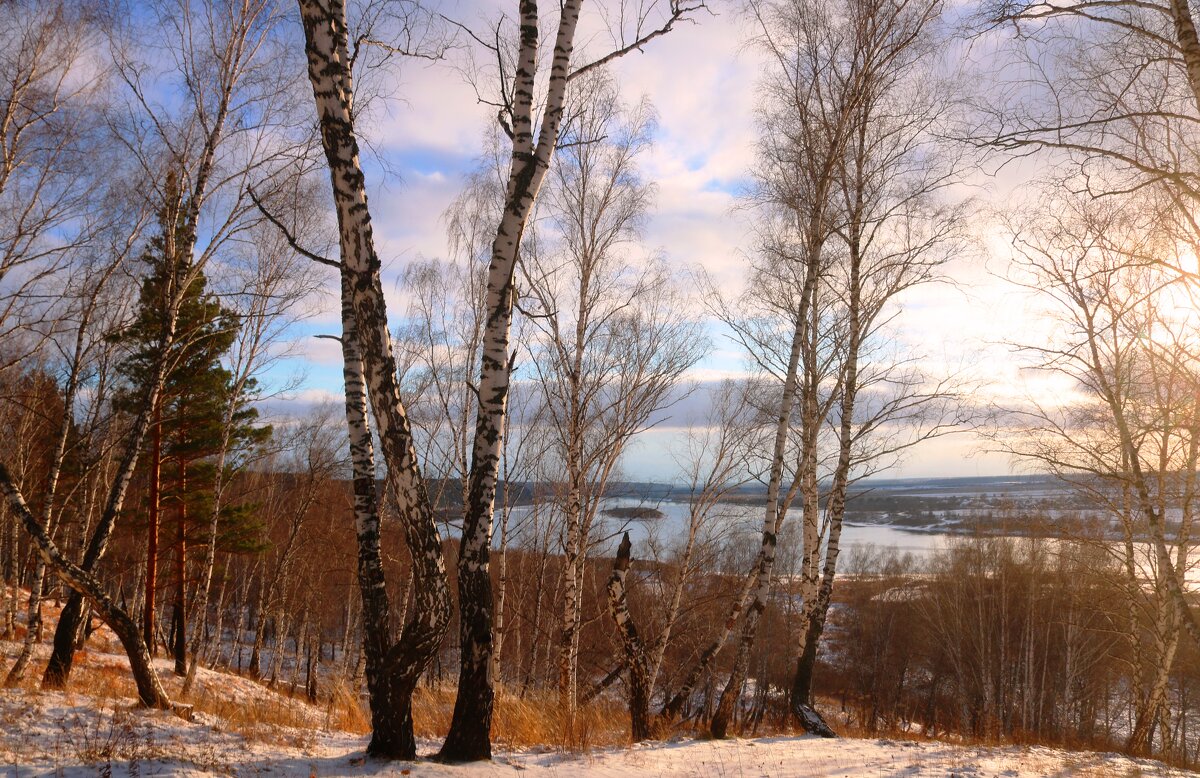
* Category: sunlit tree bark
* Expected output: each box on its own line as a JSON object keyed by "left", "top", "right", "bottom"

{"left": 443, "top": 1, "right": 706, "bottom": 757}
{"left": 296, "top": 0, "right": 450, "bottom": 758}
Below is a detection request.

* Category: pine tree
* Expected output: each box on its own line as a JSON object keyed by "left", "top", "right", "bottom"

{"left": 159, "top": 337, "right": 270, "bottom": 674}
{"left": 113, "top": 179, "right": 269, "bottom": 672}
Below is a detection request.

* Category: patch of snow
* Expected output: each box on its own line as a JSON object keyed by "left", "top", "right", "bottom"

{"left": 1, "top": 695, "right": 1193, "bottom": 778}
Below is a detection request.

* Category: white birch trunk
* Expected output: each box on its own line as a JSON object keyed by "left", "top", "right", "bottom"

{"left": 297, "top": 0, "right": 450, "bottom": 759}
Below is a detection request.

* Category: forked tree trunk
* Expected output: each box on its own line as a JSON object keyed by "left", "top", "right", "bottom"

{"left": 1128, "top": 608, "right": 1180, "bottom": 754}
{"left": 787, "top": 243, "right": 862, "bottom": 738}
{"left": 297, "top": 0, "right": 451, "bottom": 760}
{"left": 444, "top": 0, "right": 585, "bottom": 761}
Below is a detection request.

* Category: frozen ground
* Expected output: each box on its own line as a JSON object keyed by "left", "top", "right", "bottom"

{"left": 2, "top": 589, "right": 1195, "bottom": 776}
{"left": 1, "top": 688, "right": 1195, "bottom": 778}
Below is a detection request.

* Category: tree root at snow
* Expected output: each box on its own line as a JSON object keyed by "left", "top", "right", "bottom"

{"left": 792, "top": 701, "right": 837, "bottom": 738}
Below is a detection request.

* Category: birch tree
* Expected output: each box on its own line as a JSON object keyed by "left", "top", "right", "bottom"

{"left": 701, "top": 0, "right": 856, "bottom": 736}
{"left": 295, "top": 0, "right": 452, "bottom": 759}
{"left": 995, "top": 192, "right": 1200, "bottom": 755}
{"left": 705, "top": 0, "right": 964, "bottom": 737}
{"left": 0, "top": 1, "right": 108, "bottom": 371}
{"left": 37, "top": 0, "right": 310, "bottom": 690}
{"left": 604, "top": 381, "right": 753, "bottom": 740}
{"left": 181, "top": 209, "right": 322, "bottom": 693}
{"left": 510, "top": 74, "right": 706, "bottom": 727}
{"left": 0, "top": 1, "right": 115, "bottom": 665}
{"left": 780, "top": 0, "right": 967, "bottom": 720}
{"left": 441, "top": 0, "right": 707, "bottom": 760}
{"left": 0, "top": 463, "right": 177, "bottom": 709}
{"left": 0, "top": 188, "right": 167, "bottom": 703}
{"left": 976, "top": 0, "right": 1200, "bottom": 649}
{"left": 291, "top": 0, "right": 698, "bottom": 759}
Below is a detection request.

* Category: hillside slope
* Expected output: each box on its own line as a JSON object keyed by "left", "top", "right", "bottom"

{"left": 0, "top": 587, "right": 1193, "bottom": 776}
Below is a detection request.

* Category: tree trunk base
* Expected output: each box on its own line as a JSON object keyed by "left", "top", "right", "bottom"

{"left": 791, "top": 701, "right": 836, "bottom": 738}
{"left": 366, "top": 676, "right": 419, "bottom": 760}
{"left": 43, "top": 593, "right": 86, "bottom": 689}
{"left": 438, "top": 691, "right": 493, "bottom": 762}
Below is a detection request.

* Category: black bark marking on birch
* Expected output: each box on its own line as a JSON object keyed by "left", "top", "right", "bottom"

{"left": 445, "top": 0, "right": 582, "bottom": 754}
{"left": 299, "top": 0, "right": 450, "bottom": 759}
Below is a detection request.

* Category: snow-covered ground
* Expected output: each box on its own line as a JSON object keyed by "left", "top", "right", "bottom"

{"left": 3, "top": 588, "right": 1196, "bottom": 776}
{"left": 1, "top": 689, "right": 1195, "bottom": 778}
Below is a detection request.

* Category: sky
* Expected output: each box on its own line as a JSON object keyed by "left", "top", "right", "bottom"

{"left": 265, "top": 0, "right": 1060, "bottom": 484}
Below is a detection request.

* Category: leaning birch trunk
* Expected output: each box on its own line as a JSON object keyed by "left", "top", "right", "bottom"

{"left": 6, "top": 556, "right": 45, "bottom": 686}
{"left": 5, "top": 416, "right": 45, "bottom": 683}
{"left": 0, "top": 464, "right": 174, "bottom": 710}
{"left": 661, "top": 568, "right": 756, "bottom": 721}
{"left": 45, "top": 94, "right": 229, "bottom": 689}
{"left": 42, "top": 372, "right": 171, "bottom": 687}
{"left": 606, "top": 532, "right": 652, "bottom": 741}
{"left": 43, "top": 297, "right": 178, "bottom": 688}
{"left": 443, "top": 0, "right": 584, "bottom": 761}
{"left": 297, "top": 0, "right": 450, "bottom": 758}
{"left": 5, "top": 492, "right": 44, "bottom": 686}
{"left": 787, "top": 244, "right": 864, "bottom": 737}
{"left": 710, "top": 244, "right": 818, "bottom": 739}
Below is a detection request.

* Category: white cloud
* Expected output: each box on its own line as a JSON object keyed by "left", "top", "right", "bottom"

{"left": 266, "top": 1, "right": 1078, "bottom": 482}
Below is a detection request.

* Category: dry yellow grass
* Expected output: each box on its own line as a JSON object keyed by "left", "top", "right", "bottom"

{"left": 320, "top": 678, "right": 371, "bottom": 734}
{"left": 2, "top": 628, "right": 633, "bottom": 754}
{"left": 408, "top": 685, "right": 630, "bottom": 752}
{"left": 0, "top": 588, "right": 816, "bottom": 758}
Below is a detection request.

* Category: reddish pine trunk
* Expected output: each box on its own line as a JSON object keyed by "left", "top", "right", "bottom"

{"left": 144, "top": 403, "right": 162, "bottom": 655}
{"left": 173, "top": 457, "right": 187, "bottom": 676}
